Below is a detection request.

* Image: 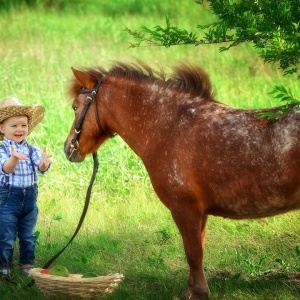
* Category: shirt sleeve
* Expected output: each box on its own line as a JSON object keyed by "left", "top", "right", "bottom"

{"left": 0, "top": 145, "right": 9, "bottom": 174}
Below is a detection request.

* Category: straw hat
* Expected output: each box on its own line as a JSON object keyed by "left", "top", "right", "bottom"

{"left": 0, "top": 97, "right": 45, "bottom": 140}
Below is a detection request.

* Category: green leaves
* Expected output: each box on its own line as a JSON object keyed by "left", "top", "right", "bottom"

{"left": 260, "top": 85, "right": 300, "bottom": 119}
{"left": 125, "top": 16, "right": 198, "bottom": 48}
{"left": 126, "top": 0, "right": 300, "bottom": 113}
{"left": 269, "top": 85, "right": 299, "bottom": 105}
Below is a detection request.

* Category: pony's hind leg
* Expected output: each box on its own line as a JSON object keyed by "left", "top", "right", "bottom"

{"left": 171, "top": 210, "right": 210, "bottom": 300}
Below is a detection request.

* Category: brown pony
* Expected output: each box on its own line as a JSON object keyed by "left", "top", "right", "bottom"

{"left": 64, "top": 61, "right": 300, "bottom": 300}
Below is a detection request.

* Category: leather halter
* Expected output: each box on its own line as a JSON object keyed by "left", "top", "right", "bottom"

{"left": 69, "top": 77, "right": 113, "bottom": 159}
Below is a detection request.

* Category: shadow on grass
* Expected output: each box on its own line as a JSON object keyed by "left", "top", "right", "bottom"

{"left": 107, "top": 271, "right": 187, "bottom": 300}
{"left": 209, "top": 271, "right": 300, "bottom": 300}
{"left": 1, "top": 270, "right": 299, "bottom": 300}
{"left": 2, "top": 224, "right": 299, "bottom": 300}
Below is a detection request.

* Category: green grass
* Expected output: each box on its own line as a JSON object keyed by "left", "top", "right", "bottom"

{"left": 0, "top": 1, "right": 299, "bottom": 299}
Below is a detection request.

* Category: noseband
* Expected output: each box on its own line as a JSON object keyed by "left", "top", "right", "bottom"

{"left": 69, "top": 77, "right": 112, "bottom": 159}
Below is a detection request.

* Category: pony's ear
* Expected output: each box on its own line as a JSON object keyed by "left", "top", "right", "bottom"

{"left": 71, "top": 67, "right": 97, "bottom": 89}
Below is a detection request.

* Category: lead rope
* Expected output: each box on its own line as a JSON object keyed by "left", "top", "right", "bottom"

{"left": 28, "top": 152, "right": 99, "bottom": 287}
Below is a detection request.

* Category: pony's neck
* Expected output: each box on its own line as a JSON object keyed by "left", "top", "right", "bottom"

{"left": 102, "top": 78, "right": 174, "bottom": 157}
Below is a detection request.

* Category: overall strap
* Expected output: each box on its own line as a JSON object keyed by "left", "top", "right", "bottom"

{"left": 28, "top": 145, "right": 38, "bottom": 183}
{"left": 0, "top": 143, "right": 38, "bottom": 185}
{"left": 0, "top": 144, "right": 9, "bottom": 186}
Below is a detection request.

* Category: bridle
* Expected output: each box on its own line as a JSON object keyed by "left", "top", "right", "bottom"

{"left": 68, "top": 76, "right": 114, "bottom": 159}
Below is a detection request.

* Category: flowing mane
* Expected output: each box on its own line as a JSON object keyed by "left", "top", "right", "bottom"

{"left": 69, "top": 61, "right": 214, "bottom": 100}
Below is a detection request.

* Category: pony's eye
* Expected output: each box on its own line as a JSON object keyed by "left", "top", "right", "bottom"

{"left": 72, "top": 105, "right": 77, "bottom": 112}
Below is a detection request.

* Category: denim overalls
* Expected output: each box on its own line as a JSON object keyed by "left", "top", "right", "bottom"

{"left": 0, "top": 145, "right": 38, "bottom": 268}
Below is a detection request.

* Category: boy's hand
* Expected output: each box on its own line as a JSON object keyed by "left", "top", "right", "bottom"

{"left": 10, "top": 146, "right": 28, "bottom": 161}
{"left": 39, "top": 147, "right": 53, "bottom": 171}
{"left": 2, "top": 146, "right": 29, "bottom": 173}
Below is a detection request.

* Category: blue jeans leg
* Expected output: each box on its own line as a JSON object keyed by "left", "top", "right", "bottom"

{"left": 0, "top": 185, "right": 38, "bottom": 268}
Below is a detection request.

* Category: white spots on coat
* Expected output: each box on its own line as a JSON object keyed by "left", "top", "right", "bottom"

{"left": 168, "top": 160, "right": 184, "bottom": 186}
{"left": 274, "top": 120, "right": 298, "bottom": 155}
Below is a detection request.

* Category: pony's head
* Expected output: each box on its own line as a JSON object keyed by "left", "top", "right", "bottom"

{"left": 64, "top": 67, "right": 111, "bottom": 162}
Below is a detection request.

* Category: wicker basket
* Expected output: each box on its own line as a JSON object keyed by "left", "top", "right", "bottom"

{"left": 29, "top": 268, "right": 124, "bottom": 299}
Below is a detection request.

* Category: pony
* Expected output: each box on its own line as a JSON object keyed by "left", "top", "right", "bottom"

{"left": 64, "top": 61, "right": 300, "bottom": 300}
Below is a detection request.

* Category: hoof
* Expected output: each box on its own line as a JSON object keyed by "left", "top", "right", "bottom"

{"left": 180, "top": 291, "right": 191, "bottom": 300}
{"left": 180, "top": 288, "right": 210, "bottom": 300}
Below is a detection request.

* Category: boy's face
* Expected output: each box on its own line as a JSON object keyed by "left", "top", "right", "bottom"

{"left": 0, "top": 115, "right": 29, "bottom": 143}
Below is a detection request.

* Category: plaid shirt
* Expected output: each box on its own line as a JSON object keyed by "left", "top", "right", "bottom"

{"left": 0, "top": 137, "right": 44, "bottom": 188}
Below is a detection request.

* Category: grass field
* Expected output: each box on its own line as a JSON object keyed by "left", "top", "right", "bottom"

{"left": 0, "top": 1, "right": 299, "bottom": 299}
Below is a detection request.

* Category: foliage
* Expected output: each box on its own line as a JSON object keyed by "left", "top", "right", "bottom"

{"left": 0, "top": 0, "right": 184, "bottom": 16}
{"left": 125, "top": 16, "right": 199, "bottom": 48}
{"left": 259, "top": 85, "right": 299, "bottom": 119}
{"left": 126, "top": 0, "right": 300, "bottom": 114}
{"left": 0, "top": 0, "right": 74, "bottom": 11}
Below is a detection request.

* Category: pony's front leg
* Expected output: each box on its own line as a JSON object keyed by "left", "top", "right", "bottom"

{"left": 171, "top": 211, "right": 210, "bottom": 300}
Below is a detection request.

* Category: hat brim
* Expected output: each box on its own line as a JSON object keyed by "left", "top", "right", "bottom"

{"left": 0, "top": 105, "right": 45, "bottom": 140}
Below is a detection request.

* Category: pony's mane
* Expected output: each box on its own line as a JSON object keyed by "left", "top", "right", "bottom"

{"left": 69, "top": 61, "right": 214, "bottom": 99}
